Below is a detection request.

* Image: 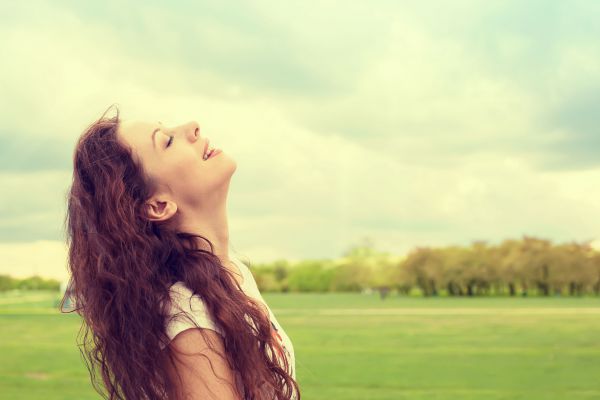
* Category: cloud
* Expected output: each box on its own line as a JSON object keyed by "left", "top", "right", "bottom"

{"left": 0, "top": 171, "right": 71, "bottom": 242}
{"left": 541, "top": 87, "right": 600, "bottom": 170}
{"left": 0, "top": 136, "right": 74, "bottom": 172}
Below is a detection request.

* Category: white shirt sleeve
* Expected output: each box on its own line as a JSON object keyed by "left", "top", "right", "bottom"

{"left": 161, "top": 281, "right": 225, "bottom": 349}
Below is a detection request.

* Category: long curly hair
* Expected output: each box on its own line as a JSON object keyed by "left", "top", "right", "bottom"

{"left": 60, "top": 105, "right": 300, "bottom": 400}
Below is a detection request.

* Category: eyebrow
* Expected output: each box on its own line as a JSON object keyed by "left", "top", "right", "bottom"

{"left": 151, "top": 121, "right": 163, "bottom": 150}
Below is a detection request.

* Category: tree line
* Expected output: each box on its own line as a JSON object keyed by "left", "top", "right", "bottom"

{"left": 0, "top": 275, "right": 61, "bottom": 291}
{"left": 249, "top": 236, "right": 600, "bottom": 297}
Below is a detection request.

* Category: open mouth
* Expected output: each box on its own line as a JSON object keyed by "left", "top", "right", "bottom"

{"left": 202, "top": 143, "right": 221, "bottom": 161}
{"left": 204, "top": 148, "right": 221, "bottom": 160}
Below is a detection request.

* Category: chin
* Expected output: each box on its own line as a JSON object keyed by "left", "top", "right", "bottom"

{"left": 222, "top": 152, "right": 237, "bottom": 170}
{"left": 217, "top": 153, "right": 237, "bottom": 176}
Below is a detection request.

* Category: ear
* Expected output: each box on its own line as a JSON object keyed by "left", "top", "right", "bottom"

{"left": 145, "top": 197, "right": 178, "bottom": 222}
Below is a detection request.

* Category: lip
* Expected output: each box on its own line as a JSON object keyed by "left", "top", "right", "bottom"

{"left": 203, "top": 140, "right": 210, "bottom": 158}
{"left": 208, "top": 148, "right": 222, "bottom": 159}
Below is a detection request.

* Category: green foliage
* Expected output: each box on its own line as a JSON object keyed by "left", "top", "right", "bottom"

{"left": 287, "top": 260, "right": 335, "bottom": 292}
{"left": 0, "top": 275, "right": 60, "bottom": 292}
{"left": 249, "top": 236, "right": 600, "bottom": 296}
{"left": 398, "top": 236, "right": 600, "bottom": 297}
{"left": 0, "top": 275, "right": 17, "bottom": 291}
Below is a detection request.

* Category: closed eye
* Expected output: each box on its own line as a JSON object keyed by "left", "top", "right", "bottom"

{"left": 166, "top": 135, "right": 174, "bottom": 148}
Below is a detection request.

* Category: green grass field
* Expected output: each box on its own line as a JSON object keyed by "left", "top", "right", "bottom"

{"left": 1, "top": 291, "right": 599, "bottom": 399}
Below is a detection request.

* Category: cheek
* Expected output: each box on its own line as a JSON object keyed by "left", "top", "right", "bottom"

{"left": 170, "top": 148, "right": 201, "bottom": 170}
{"left": 172, "top": 157, "right": 202, "bottom": 180}
{"left": 170, "top": 157, "right": 210, "bottom": 187}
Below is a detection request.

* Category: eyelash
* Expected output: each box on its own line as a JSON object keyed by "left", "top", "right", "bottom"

{"left": 166, "top": 135, "right": 174, "bottom": 148}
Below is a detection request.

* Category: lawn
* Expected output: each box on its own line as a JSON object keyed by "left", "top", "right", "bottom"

{"left": 1, "top": 291, "right": 599, "bottom": 399}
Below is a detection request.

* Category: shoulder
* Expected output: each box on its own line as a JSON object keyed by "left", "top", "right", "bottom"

{"left": 164, "top": 281, "right": 245, "bottom": 398}
{"left": 230, "top": 254, "right": 251, "bottom": 276}
{"left": 230, "top": 255, "right": 262, "bottom": 295}
{"left": 166, "top": 324, "right": 243, "bottom": 399}
{"left": 168, "top": 280, "right": 198, "bottom": 303}
{"left": 163, "top": 281, "right": 224, "bottom": 346}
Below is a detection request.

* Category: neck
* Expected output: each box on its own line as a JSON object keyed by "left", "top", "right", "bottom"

{"left": 178, "top": 202, "right": 231, "bottom": 266}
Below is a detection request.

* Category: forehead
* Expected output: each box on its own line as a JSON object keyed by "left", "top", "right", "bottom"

{"left": 117, "top": 119, "right": 159, "bottom": 165}
{"left": 118, "top": 120, "right": 157, "bottom": 149}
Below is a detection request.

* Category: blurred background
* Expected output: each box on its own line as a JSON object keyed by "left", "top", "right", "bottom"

{"left": 1, "top": 1, "right": 600, "bottom": 399}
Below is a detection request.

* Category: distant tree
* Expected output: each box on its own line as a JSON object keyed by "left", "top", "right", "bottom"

{"left": 287, "top": 260, "right": 334, "bottom": 292}
{"left": 389, "top": 256, "right": 412, "bottom": 295}
{"left": 336, "top": 236, "right": 385, "bottom": 293}
{"left": 330, "top": 263, "right": 370, "bottom": 292}
{"left": 273, "top": 260, "right": 289, "bottom": 282}
{"left": 253, "top": 268, "right": 281, "bottom": 292}
{"left": 440, "top": 246, "right": 468, "bottom": 296}
{"left": 17, "top": 276, "right": 40, "bottom": 290}
{"left": 0, "top": 275, "right": 16, "bottom": 291}
{"left": 401, "top": 247, "right": 443, "bottom": 296}
{"left": 520, "top": 236, "right": 554, "bottom": 296}
{"left": 469, "top": 241, "right": 495, "bottom": 296}
{"left": 590, "top": 251, "right": 600, "bottom": 295}
{"left": 554, "top": 242, "right": 596, "bottom": 296}
{"left": 496, "top": 239, "right": 523, "bottom": 296}
{"left": 368, "top": 256, "right": 398, "bottom": 299}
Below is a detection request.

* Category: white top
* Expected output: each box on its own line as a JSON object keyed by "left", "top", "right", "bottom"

{"left": 161, "top": 255, "right": 296, "bottom": 396}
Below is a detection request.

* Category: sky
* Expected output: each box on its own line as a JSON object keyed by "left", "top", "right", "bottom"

{"left": 1, "top": 0, "right": 600, "bottom": 281}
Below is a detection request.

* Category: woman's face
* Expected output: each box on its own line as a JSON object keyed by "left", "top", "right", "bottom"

{"left": 117, "top": 119, "right": 236, "bottom": 217}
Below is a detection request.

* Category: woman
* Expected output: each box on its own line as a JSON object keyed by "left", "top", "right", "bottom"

{"left": 61, "top": 105, "right": 300, "bottom": 400}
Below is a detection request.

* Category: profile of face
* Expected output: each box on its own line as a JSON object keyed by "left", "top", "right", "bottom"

{"left": 117, "top": 120, "right": 237, "bottom": 223}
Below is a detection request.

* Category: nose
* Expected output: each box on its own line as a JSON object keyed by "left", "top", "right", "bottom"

{"left": 187, "top": 121, "right": 200, "bottom": 142}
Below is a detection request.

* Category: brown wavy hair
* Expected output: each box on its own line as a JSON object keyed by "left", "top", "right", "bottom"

{"left": 60, "top": 105, "right": 300, "bottom": 400}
